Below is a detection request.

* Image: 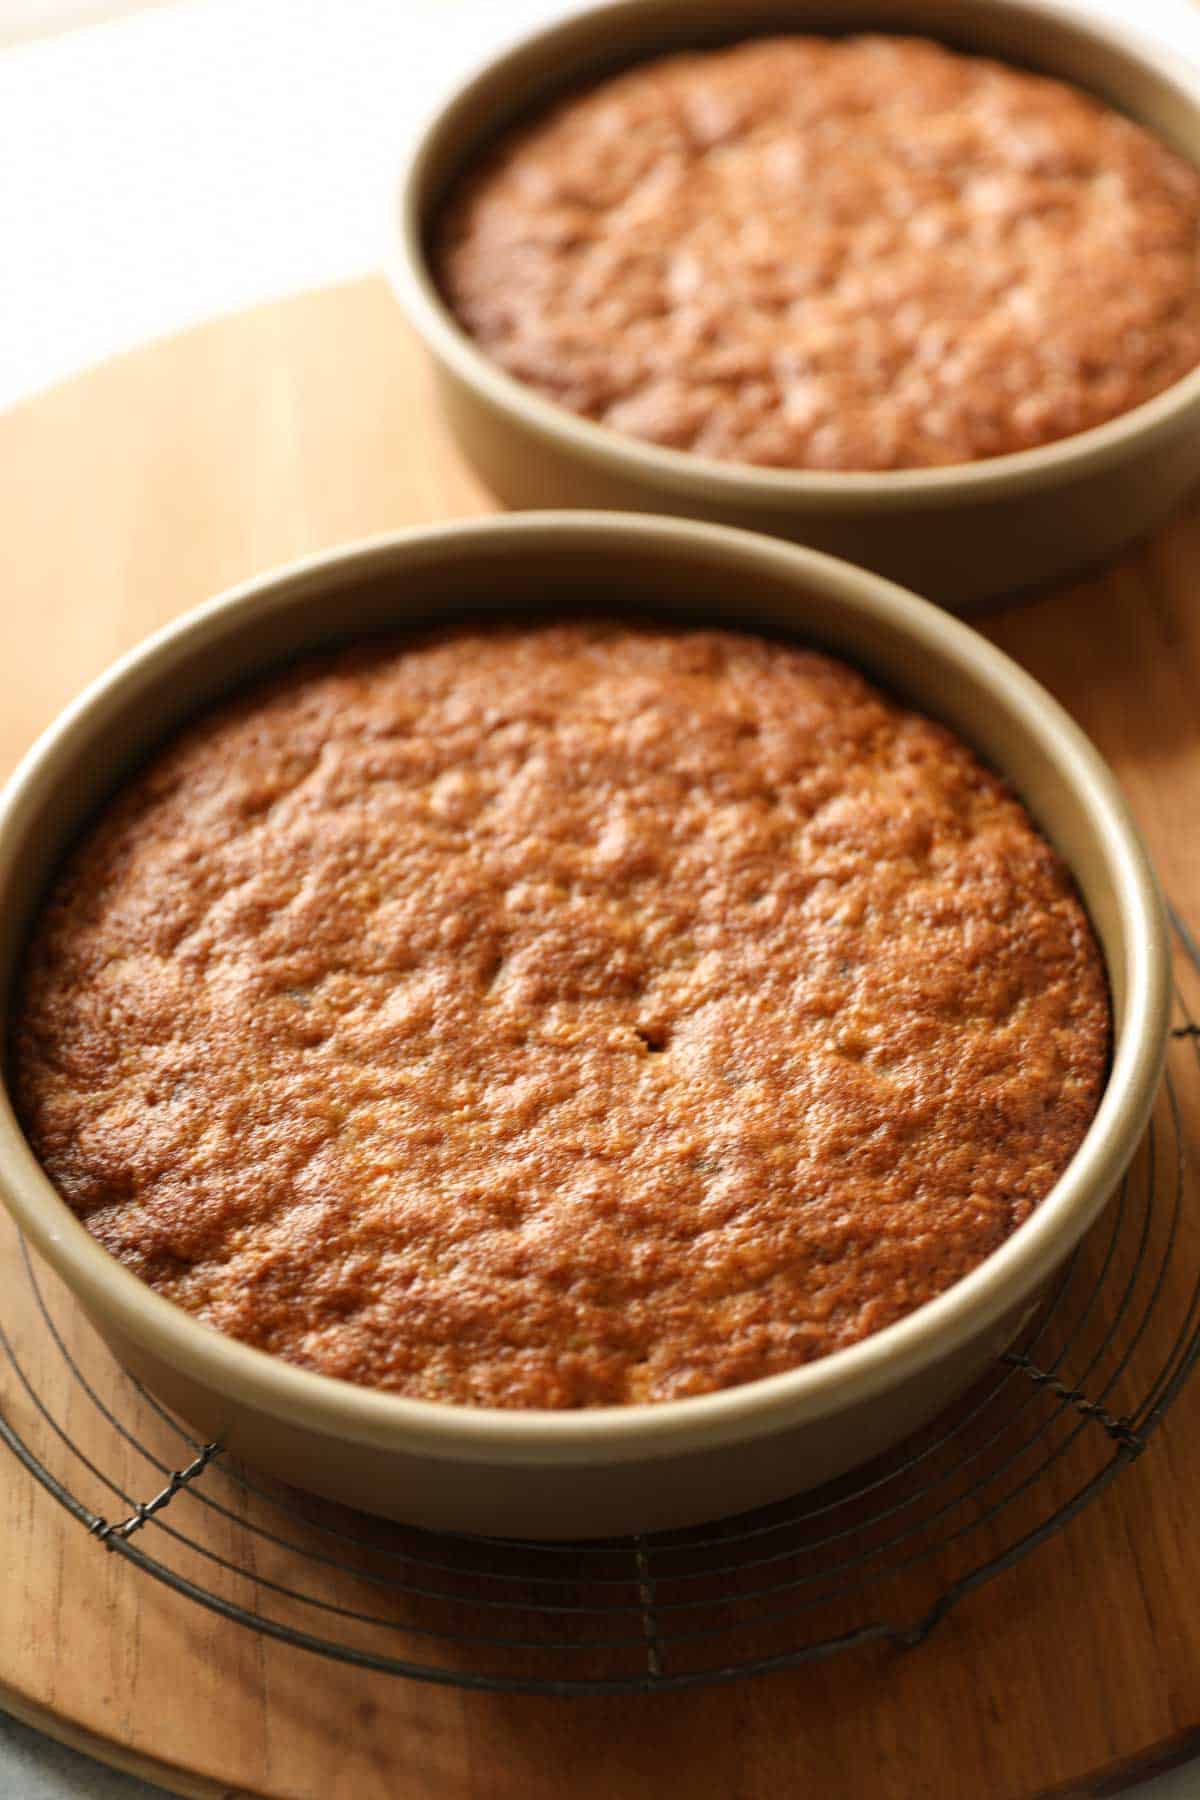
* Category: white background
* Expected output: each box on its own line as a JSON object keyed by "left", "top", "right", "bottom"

{"left": 1, "top": 0, "right": 1199, "bottom": 413}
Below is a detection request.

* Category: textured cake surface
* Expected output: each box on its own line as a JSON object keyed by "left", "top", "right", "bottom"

{"left": 436, "top": 34, "right": 1200, "bottom": 470}
{"left": 14, "top": 621, "right": 1110, "bottom": 1406}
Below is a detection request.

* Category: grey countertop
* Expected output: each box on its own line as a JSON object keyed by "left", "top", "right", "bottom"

{"left": 0, "top": 1715, "right": 171, "bottom": 1799}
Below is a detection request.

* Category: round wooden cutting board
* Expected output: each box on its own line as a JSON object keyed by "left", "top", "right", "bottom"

{"left": 5, "top": 277, "right": 1200, "bottom": 1800}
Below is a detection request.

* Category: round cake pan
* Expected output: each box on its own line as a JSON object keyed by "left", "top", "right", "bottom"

{"left": 0, "top": 514, "right": 1170, "bottom": 1537}
{"left": 391, "top": 0, "right": 1200, "bottom": 611}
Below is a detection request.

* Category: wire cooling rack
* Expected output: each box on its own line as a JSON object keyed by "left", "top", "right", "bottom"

{"left": 3, "top": 927, "right": 1200, "bottom": 1698}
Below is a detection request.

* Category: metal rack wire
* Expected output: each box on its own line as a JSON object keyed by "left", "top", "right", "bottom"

{"left": 2, "top": 935, "right": 1199, "bottom": 1697}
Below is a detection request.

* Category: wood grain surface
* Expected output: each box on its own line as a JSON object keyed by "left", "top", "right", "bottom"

{"left": 3, "top": 276, "right": 1200, "bottom": 1800}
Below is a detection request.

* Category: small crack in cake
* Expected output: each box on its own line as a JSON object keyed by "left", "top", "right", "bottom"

{"left": 435, "top": 34, "right": 1200, "bottom": 470}
{"left": 13, "top": 620, "right": 1110, "bottom": 1406}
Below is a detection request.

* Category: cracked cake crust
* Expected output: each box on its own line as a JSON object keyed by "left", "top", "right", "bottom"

{"left": 13, "top": 621, "right": 1110, "bottom": 1406}
{"left": 435, "top": 34, "right": 1200, "bottom": 471}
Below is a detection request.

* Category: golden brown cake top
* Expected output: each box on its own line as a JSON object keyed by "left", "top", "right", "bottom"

{"left": 436, "top": 34, "right": 1200, "bottom": 470}
{"left": 14, "top": 621, "right": 1110, "bottom": 1406}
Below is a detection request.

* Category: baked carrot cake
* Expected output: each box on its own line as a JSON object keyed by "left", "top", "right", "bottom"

{"left": 435, "top": 34, "right": 1200, "bottom": 470}
{"left": 13, "top": 621, "right": 1110, "bottom": 1406}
